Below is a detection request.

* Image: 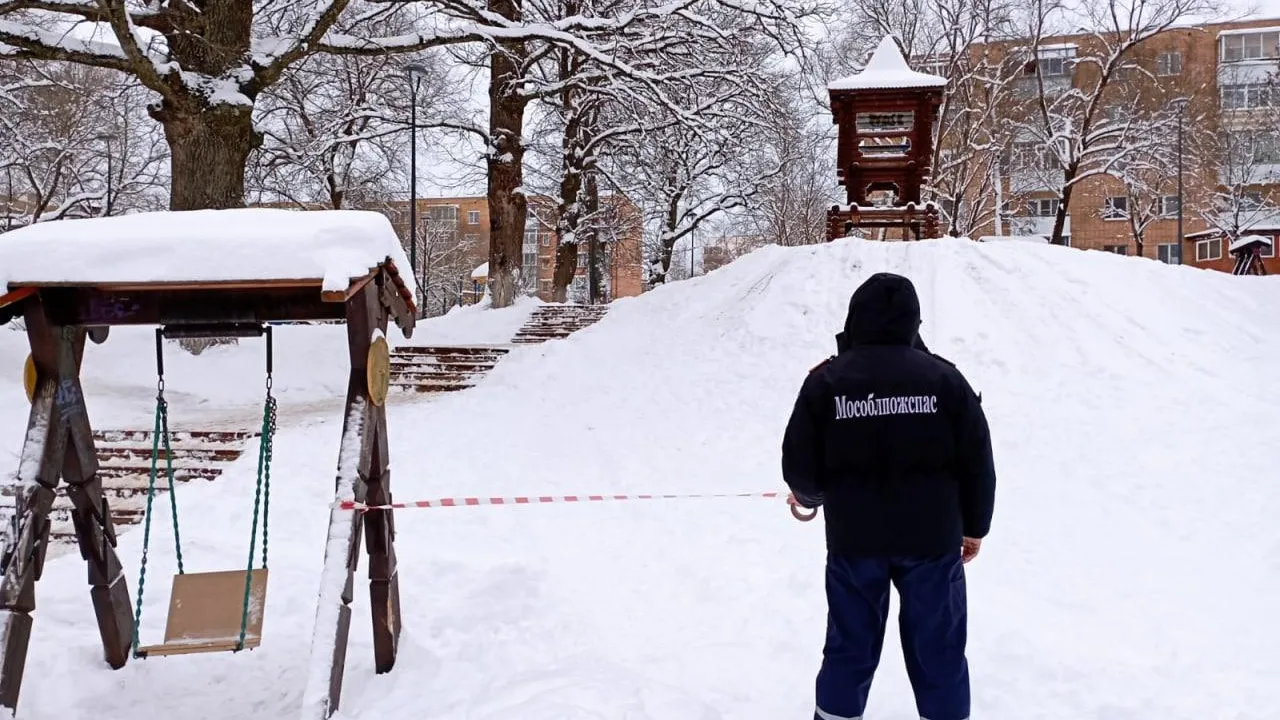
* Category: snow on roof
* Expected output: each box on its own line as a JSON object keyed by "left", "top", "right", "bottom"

{"left": 1230, "top": 234, "right": 1274, "bottom": 251}
{"left": 0, "top": 208, "right": 418, "bottom": 301}
{"left": 828, "top": 35, "right": 948, "bottom": 92}
{"left": 471, "top": 262, "right": 489, "bottom": 280}
{"left": 1218, "top": 25, "right": 1280, "bottom": 37}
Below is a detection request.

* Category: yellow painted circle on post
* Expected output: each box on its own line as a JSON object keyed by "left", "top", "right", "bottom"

{"left": 367, "top": 335, "right": 390, "bottom": 407}
{"left": 23, "top": 353, "right": 36, "bottom": 403}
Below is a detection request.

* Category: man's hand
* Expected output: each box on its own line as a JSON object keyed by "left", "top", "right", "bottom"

{"left": 961, "top": 537, "right": 981, "bottom": 564}
{"left": 786, "top": 492, "right": 818, "bottom": 522}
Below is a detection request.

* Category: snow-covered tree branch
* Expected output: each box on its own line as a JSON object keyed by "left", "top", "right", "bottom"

{"left": 0, "top": 59, "right": 165, "bottom": 230}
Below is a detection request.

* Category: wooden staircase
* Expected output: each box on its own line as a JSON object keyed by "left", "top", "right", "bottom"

{"left": 1, "top": 429, "right": 258, "bottom": 545}
{"left": 511, "top": 304, "right": 608, "bottom": 344}
{"left": 389, "top": 345, "right": 510, "bottom": 393}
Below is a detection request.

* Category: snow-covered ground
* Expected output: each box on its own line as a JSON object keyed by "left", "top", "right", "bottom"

{"left": 2, "top": 237, "right": 1278, "bottom": 719}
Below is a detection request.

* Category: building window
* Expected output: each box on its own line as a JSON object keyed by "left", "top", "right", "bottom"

{"left": 1220, "top": 84, "right": 1275, "bottom": 110}
{"left": 1157, "top": 195, "right": 1180, "bottom": 217}
{"left": 1243, "top": 131, "right": 1280, "bottom": 163}
{"left": 1157, "top": 243, "right": 1182, "bottom": 264}
{"left": 1035, "top": 55, "right": 1070, "bottom": 76}
{"left": 1102, "top": 244, "right": 1128, "bottom": 255}
{"left": 427, "top": 205, "right": 458, "bottom": 229}
{"left": 1102, "top": 196, "right": 1128, "bottom": 220}
{"left": 1196, "top": 238, "right": 1222, "bottom": 262}
{"left": 1156, "top": 51, "right": 1182, "bottom": 76}
{"left": 1220, "top": 31, "right": 1280, "bottom": 62}
{"left": 541, "top": 235, "right": 551, "bottom": 247}
{"left": 1261, "top": 239, "right": 1276, "bottom": 258}
{"left": 1027, "top": 198, "right": 1060, "bottom": 216}
{"left": 577, "top": 253, "right": 588, "bottom": 268}
{"left": 522, "top": 226, "right": 539, "bottom": 279}
{"left": 540, "top": 257, "right": 550, "bottom": 269}
{"left": 467, "top": 210, "right": 481, "bottom": 225}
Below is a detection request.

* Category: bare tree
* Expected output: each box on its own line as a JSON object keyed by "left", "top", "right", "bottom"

{"left": 247, "top": 13, "right": 452, "bottom": 211}
{"left": 0, "top": 60, "right": 166, "bottom": 229}
{"left": 1014, "top": 0, "right": 1212, "bottom": 245}
{"left": 738, "top": 93, "right": 835, "bottom": 247}
{"left": 1194, "top": 125, "right": 1280, "bottom": 241}
{"left": 414, "top": 0, "right": 818, "bottom": 305}
{"left": 0, "top": 1, "right": 542, "bottom": 212}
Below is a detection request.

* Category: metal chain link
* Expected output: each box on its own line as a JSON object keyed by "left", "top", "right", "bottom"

{"left": 159, "top": 395, "right": 184, "bottom": 575}
{"left": 237, "top": 381, "right": 276, "bottom": 651}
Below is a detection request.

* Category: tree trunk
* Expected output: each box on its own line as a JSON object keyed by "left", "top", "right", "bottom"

{"left": 486, "top": 0, "right": 529, "bottom": 309}
{"left": 585, "top": 170, "right": 602, "bottom": 303}
{"left": 649, "top": 195, "right": 682, "bottom": 286}
{"left": 1050, "top": 169, "right": 1076, "bottom": 246}
{"left": 552, "top": 104, "right": 584, "bottom": 303}
{"left": 551, "top": 241, "right": 578, "bottom": 302}
{"left": 158, "top": 103, "right": 257, "bottom": 211}
{"left": 151, "top": 99, "right": 259, "bottom": 354}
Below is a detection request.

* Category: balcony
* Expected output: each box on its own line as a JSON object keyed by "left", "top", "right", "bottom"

{"left": 1008, "top": 171, "right": 1058, "bottom": 194}
{"left": 1013, "top": 75, "right": 1071, "bottom": 99}
{"left": 1007, "top": 215, "right": 1070, "bottom": 238}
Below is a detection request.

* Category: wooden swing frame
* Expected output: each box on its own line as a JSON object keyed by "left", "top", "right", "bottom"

{"left": 0, "top": 260, "right": 415, "bottom": 718}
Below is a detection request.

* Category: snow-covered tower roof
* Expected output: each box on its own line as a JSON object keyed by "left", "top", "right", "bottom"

{"left": 825, "top": 35, "right": 949, "bottom": 241}
{"left": 828, "top": 36, "right": 947, "bottom": 92}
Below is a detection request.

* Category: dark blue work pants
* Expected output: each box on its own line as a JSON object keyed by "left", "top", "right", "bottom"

{"left": 814, "top": 552, "right": 970, "bottom": 720}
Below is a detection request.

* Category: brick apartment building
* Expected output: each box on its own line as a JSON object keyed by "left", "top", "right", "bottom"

{"left": 959, "top": 17, "right": 1280, "bottom": 274}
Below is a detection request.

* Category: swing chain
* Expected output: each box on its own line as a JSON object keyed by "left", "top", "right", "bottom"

{"left": 236, "top": 331, "right": 276, "bottom": 651}
{"left": 261, "top": 391, "right": 276, "bottom": 569}
{"left": 160, "top": 394, "right": 184, "bottom": 575}
{"left": 133, "top": 334, "right": 183, "bottom": 658}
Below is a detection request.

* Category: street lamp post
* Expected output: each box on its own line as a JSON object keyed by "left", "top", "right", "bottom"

{"left": 93, "top": 133, "right": 118, "bottom": 216}
{"left": 1172, "top": 98, "right": 1188, "bottom": 265}
{"left": 405, "top": 63, "right": 429, "bottom": 315}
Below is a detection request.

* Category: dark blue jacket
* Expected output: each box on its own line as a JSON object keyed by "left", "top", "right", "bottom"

{"left": 781, "top": 273, "right": 996, "bottom": 557}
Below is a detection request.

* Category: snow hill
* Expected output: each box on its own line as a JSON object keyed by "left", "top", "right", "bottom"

{"left": 2, "top": 237, "right": 1278, "bottom": 719}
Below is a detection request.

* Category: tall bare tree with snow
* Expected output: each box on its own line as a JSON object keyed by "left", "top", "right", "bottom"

{"left": 0, "top": 60, "right": 165, "bottom": 228}
{"left": 1012, "top": 0, "right": 1212, "bottom": 245}
{"left": 246, "top": 14, "right": 451, "bottom": 211}
{"left": 0, "top": 1, "right": 477, "bottom": 211}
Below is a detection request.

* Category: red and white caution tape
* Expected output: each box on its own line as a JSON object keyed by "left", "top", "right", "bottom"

{"left": 338, "top": 490, "right": 783, "bottom": 512}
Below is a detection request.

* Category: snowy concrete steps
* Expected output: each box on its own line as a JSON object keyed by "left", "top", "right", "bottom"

{"left": 0, "top": 429, "right": 257, "bottom": 544}
{"left": 510, "top": 305, "right": 608, "bottom": 344}
{"left": 388, "top": 345, "right": 509, "bottom": 393}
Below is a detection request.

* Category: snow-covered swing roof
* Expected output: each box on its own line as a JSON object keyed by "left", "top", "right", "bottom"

{"left": 1230, "top": 234, "right": 1274, "bottom": 252}
{"left": 0, "top": 208, "right": 418, "bottom": 309}
{"left": 828, "top": 35, "right": 948, "bottom": 92}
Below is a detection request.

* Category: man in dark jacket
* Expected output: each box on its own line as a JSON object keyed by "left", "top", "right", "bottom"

{"left": 781, "top": 272, "right": 996, "bottom": 720}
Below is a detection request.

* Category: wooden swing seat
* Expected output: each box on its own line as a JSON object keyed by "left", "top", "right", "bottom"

{"left": 135, "top": 569, "right": 268, "bottom": 658}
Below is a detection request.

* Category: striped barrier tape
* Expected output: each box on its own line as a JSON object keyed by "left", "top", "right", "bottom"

{"left": 336, "top": 491, "right": 821, "bottom": 522}
{"left": 338, "top": 491, "right": 781, "bottom": 510}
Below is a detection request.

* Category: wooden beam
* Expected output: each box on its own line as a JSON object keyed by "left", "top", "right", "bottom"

{"left": 36, "top": 287, "right": 345, "bottom": 327}
{"left": 0, "top": 287, "right": 37, "bottom": 325}
{"left": 320, "top": 270, "right": 377, "bottom": 304}
{"left": 0, "top": 287, "right": 36, "bottom": 311}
